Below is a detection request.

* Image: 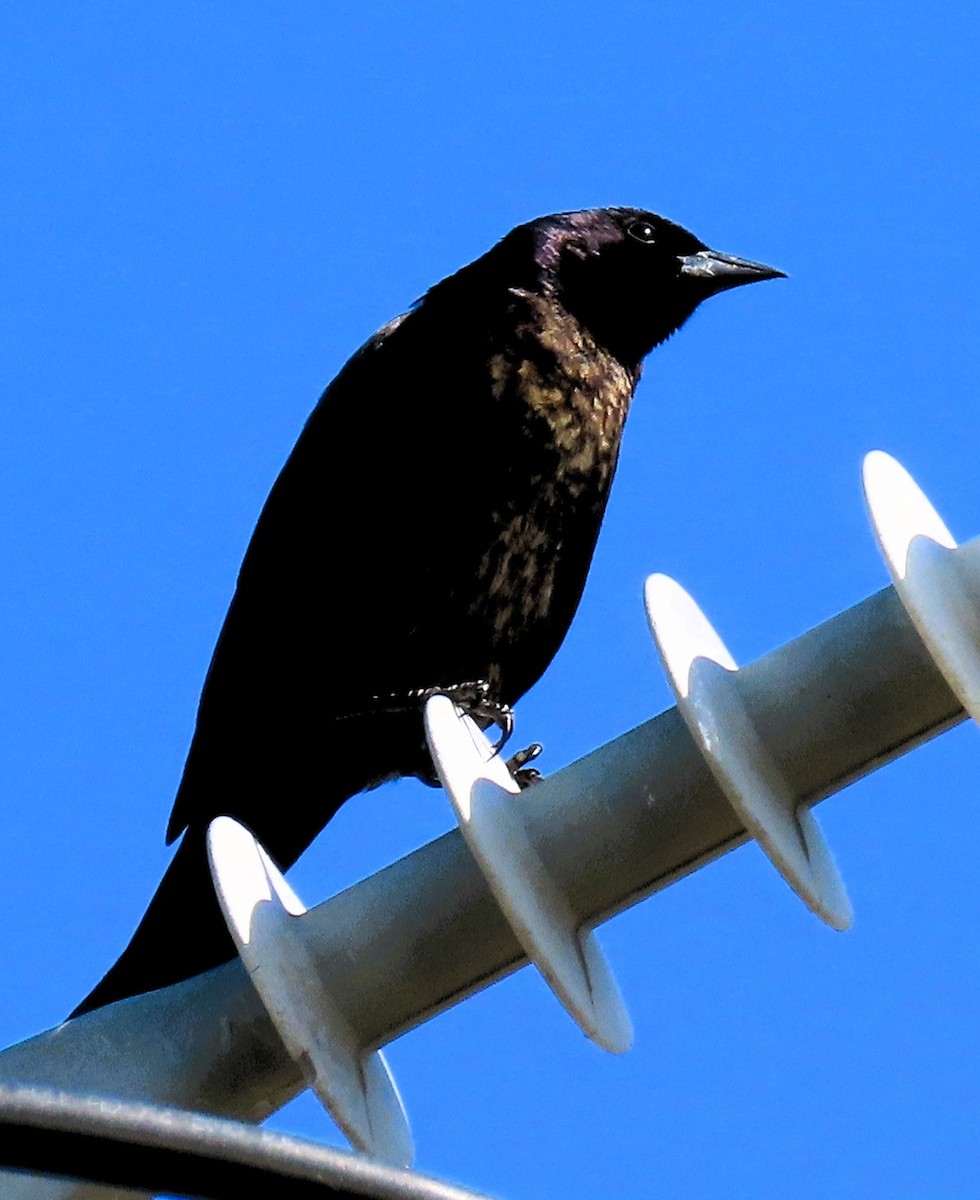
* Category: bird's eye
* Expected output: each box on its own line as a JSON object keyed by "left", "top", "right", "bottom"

{"left": 626, "top": 220, "right": 657, "bottom": 244}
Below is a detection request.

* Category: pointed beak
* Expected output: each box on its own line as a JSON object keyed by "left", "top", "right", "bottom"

{"left": 677, "top": 249, "right": 786, "bottom": 294}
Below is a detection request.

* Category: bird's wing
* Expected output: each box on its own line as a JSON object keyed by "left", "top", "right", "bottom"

{"left": 166, "top": 304, "right": 510, "bottom": 841}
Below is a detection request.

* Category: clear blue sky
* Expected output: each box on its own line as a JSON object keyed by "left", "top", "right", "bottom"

{"left": 2, "top": 4, "right": 979, "bottom": 1197}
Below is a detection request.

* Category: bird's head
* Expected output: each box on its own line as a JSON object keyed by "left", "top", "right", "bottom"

{"left": 523, "top": 207, "right": 785, "bottom": 370}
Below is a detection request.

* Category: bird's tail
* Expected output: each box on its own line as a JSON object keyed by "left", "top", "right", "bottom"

{"left": 69, "top": 829, "right": 235, "bottom": 1018}
{"left": 69, "top": 709, "right": 429, "bottom": 1019}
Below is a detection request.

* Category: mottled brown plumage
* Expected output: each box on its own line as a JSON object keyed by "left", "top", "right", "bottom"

{"left": 73, "top": 207, "right": 782, "bottom": 1017}
{"left": 472, "top": 291, "right": 635, "bottom": 679}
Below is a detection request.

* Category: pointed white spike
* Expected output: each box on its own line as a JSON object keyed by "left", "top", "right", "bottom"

{"left": 207, "top": 817, "right": 413, "bottom": 1168}
{"left": 644, "top": 574, "right": 852, "bottom": 931}
{"left": 424, "top": 695, "right": 632, "bottom": 1054}
{"left": 863, "top": 450, "right": 980, "bottom": 722}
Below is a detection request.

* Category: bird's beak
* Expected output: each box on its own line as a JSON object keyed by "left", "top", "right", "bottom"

{"left": 677, "top": 249, "right": 786, "bottom": 294}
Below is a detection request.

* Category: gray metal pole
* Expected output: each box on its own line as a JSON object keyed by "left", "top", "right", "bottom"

{"left": 0, "top": 1084, "right": 490, "bottom": 1200}
{"left": 0, "top": 539, "right": 972, "bottom": 1200}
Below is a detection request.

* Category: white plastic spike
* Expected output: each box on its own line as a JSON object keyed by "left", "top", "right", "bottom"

{"left": 863, "top": 450, "right": 980, "bottom": 722}
{"left": 644, "top": 574, "right": 853, "bottom": 931}
{"left": 424, "top": 695, "right": 633, "bottom": 1054}
{"left": 206, "top": 816, "right": 412, "bottom": 1168}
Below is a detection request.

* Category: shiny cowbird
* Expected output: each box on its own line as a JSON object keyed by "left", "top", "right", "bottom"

{"left": 73, "top": 207, "right": 783, "bottom": 1016}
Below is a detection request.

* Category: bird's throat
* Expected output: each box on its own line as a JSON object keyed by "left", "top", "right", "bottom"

{"left": 490, "top": 290, "right": 636, "bottom": 496}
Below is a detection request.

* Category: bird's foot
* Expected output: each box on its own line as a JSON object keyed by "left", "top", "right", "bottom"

{"left": 415, "top": 684, "right": 544, "bottom": 790}
{"left": 419, "top": 679, "right": 515, "bottom": 753}
{"left": 506, "top": 741, "right": 544, "bottom": 789}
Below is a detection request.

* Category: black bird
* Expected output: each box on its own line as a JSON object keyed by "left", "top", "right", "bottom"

{"left": 72, "top": 207, "right": 783, "bottom": 1017}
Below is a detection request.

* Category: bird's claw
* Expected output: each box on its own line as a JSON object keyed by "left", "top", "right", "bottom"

{"left": 436, "top": 679, "right": 514, "bottom": 753}
{"left": 488, "top": 705, "right": 514, "bottom": 753}
{"left": 507, "top": 742, "right": 544, "bottom": 789}
{"left": 417, "top": 683, "right": 544, "bottom": 789}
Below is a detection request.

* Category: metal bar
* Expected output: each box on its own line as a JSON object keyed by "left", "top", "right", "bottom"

{"left": 0, "top": 1084, "right": 487, "bottom": 1200}
{"left": 0, "top": 539, "right": 974, "bottom": 1199}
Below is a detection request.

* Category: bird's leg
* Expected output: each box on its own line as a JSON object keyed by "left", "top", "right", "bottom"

{"left": 344, "top": 679, "right": 510, "bottom": 746}
{"left": 363, "top": 680, "right": 540, "bottom": 789}
{"left": 421, "top": 679, "right": 514, "bottom": 753}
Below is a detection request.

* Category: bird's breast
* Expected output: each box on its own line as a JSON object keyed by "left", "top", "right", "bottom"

{"left": 468, "top": 293, "right": 636, "bottom": 678}
{"left": 487, "top": 290, "right": 635, "bottom": 496}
